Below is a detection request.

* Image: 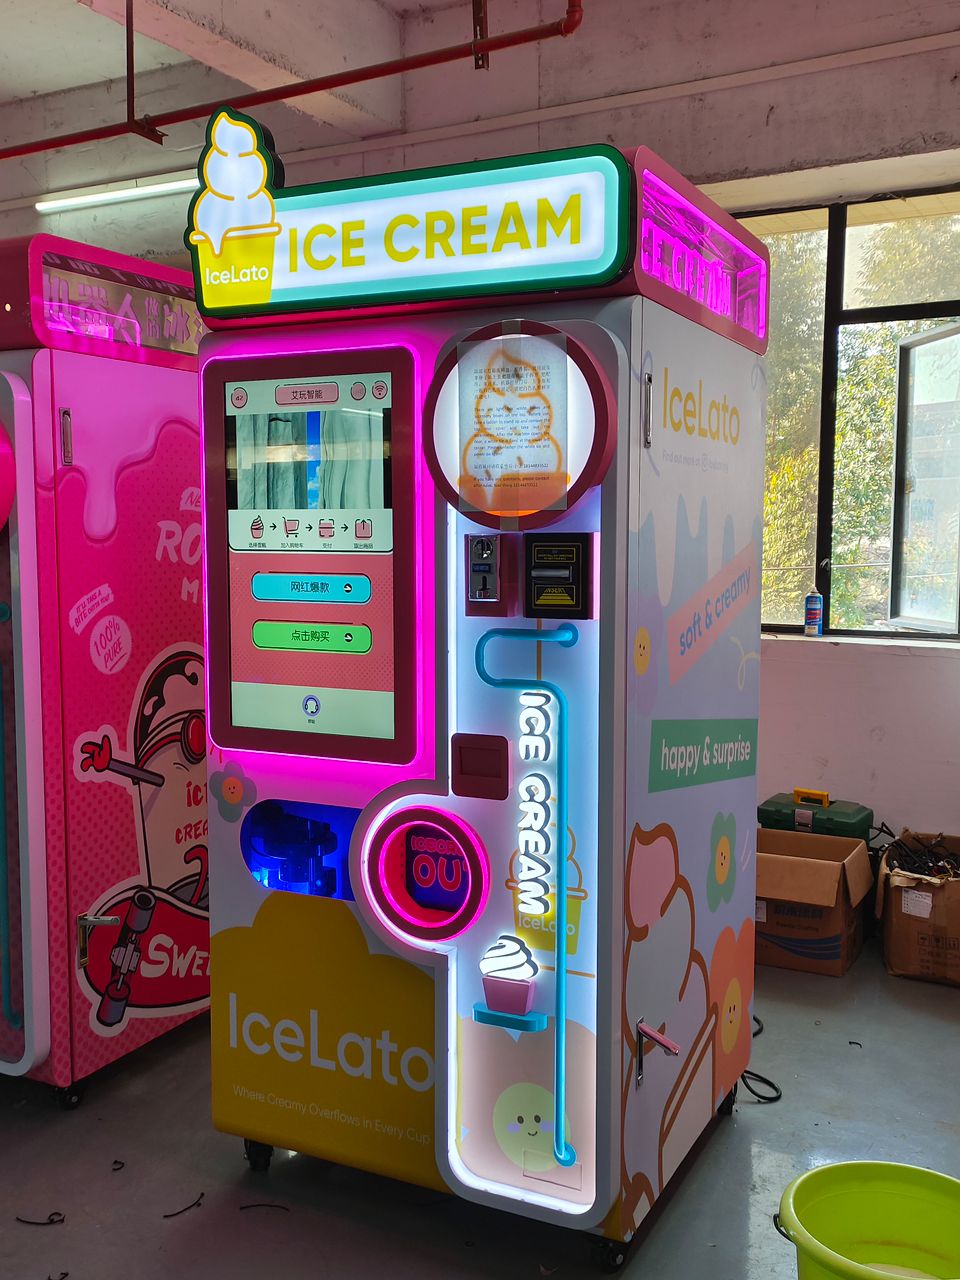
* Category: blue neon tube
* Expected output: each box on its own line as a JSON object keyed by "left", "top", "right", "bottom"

{"left": 475, "top": 623, "right": 578, "bottom": 1168}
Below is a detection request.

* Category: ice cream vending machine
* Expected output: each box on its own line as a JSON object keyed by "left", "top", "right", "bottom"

{"left": 0, "top": 237, "right": 208, "bottom": 1100}
{"left": 193, "top": 109, "right": 768, "bottom": 1255}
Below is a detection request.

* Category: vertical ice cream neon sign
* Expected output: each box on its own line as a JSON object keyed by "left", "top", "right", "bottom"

{"left": 515, "top": 692, "right": 553, "bottom": 918}
{"left": 476, "top": 625, "right": 578, "bottom": 1169}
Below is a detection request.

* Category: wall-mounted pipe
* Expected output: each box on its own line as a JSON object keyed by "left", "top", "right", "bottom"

{"left": 0, "top": 0, "right": 584, "bottom": 164}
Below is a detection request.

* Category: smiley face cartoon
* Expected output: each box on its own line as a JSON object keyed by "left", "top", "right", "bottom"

{"left": 719, "top": 976, "right": 742, "bottom": 1056}
{"left": 221, "top": 775, "right": 244, "bottom": 806}
{"left": 210, "top": 761, "right": 257, "bottom": 823}
{"left": 493, "top": 1082, "right": 561, "bottom": 1173}
{"left": 634, "top": 626, "right": 652, "bottom": 676}
{"left": 707, "top": 813, "right": 737, "bottom": 911}
{"left": 715, "top": 836, "right": 731, "bottom": 885}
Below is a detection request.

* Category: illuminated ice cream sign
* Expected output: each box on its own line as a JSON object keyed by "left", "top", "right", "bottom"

{"left": 638, "top": 166, "right": 768, "bottom": 349}
{"left": 515, "top": 691, "right": 554, "bottom": 917}
{"left": 186, "top": 109, "right": 631, "bottom": 316}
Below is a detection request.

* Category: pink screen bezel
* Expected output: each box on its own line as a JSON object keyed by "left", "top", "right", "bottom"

{"left": 202, "top": 346, "right": 418, "bottom": 764}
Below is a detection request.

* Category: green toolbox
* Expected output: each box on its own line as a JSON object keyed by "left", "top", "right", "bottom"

{"left": 758, "top": 788, "right": 874, "bottom": 841}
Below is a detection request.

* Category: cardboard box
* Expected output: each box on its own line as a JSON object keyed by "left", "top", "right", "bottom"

{"left": 755, "top": 829, "right": 874, "bottom": 976}
{"left": 876, "top": 831, "right": 960, "bottom": 988}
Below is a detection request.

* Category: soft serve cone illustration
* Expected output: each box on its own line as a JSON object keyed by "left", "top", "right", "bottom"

{"left": 188, "top": 109, "right": 281, "bottom": 309}
{"left": 460, "top": 343, "right": 570, "bottom": 517}
{"left": 480, "top": 933, "right": 539, "bottom": 1016}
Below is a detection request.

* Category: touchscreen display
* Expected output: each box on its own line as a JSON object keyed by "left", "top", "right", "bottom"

{"left": 225, "top": 374, "right": 393, "bottom": 552}
{"left": 224, "top": 372, "right": 396, "bottom": 741}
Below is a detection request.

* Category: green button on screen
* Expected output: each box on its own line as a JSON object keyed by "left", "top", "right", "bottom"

{"left": 252, "top": 621, "right": 372, "bottom": 654}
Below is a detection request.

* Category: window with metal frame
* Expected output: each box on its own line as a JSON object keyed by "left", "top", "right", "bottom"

{"left": 741, "top": 189, "right": 960, "bottom": 638}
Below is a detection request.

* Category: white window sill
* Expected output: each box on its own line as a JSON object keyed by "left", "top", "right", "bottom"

{"left": 761, "top": 632, "right": 960, "bottom": 656}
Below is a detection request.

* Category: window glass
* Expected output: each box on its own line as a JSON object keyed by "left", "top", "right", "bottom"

{"left": 831, "top": 318, "right": 959, "bottom": 629}
{"left": 741, "top": 217, "right": 827, "bottom": 625}
{"left": 844, "top": 194, "right": 960, "bottom": 309}
{"left": 892, "top": 324, "right": 960, "bottom": 631}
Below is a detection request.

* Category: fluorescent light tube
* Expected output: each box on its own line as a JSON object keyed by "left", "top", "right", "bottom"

{"left": 36, "top": 177, "right": 198, "bottom": 213}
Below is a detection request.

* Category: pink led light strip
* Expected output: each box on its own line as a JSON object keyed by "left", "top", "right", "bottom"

{"left": 638, "top": 166, "right": 768, "bottom": 347}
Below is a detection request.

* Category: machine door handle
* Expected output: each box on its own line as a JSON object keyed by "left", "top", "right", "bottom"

{"left": 636, "top": 1019, "right": 681, "bottom": 1086}
{"left": 77, "top": 914, "right": 120, "bottom": 969}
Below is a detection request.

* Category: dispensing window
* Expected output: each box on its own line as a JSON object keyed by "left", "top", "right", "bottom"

{"left": 241, "top": 799, "right": 359, "bottom": 900}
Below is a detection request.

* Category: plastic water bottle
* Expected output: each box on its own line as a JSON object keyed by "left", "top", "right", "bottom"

{"left": 804, "top": 590, "right": 823, "bottom": 636}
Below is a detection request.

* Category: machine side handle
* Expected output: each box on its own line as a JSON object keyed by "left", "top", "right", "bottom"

{"left": 642, "top": 371, "right": 654, "bottom": 448}
{"left": 636, "top": 1019, "right": 680, "bottom": 1086}
{"left": 77, "top": 914, "right": 121, "bottom": 969}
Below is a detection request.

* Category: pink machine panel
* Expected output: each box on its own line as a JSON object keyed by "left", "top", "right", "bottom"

{"left": 0, "top": 237, "right": 208, "bottom": 1089}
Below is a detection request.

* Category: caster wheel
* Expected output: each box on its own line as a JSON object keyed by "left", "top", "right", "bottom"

{"left": 719, "top": 1084, "right": 738, "bottom": 1117}
{"left": 243, "top": 1139, "right": 274, "bottom": 1172}
{"left": 54, "top": 1085, "right": 82, "bottom": 1111}
{"left": 591, "top": 1239, "right": 629, "bottom": 1272}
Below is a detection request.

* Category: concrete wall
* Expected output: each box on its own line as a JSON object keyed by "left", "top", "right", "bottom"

{"left": 397, "top": 0, "right": 960, "bottom": 182}
{"left": 759, "top": 636, "right": 960, "bottom": 837}
{"left": 3, "top": 0, "right": 960, "bottom": 257}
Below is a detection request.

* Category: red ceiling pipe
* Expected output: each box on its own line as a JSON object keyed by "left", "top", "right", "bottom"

{"left": 0, "top": 0, "right": 584, "bottom": 164}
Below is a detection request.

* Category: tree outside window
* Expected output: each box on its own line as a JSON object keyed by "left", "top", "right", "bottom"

{"left": 742, "top": 194, "right": 960, "bottom": 636}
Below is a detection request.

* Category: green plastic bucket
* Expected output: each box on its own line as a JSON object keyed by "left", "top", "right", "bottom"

{"left": 776, "top": 1163, "right": 960, "bottom": 1280}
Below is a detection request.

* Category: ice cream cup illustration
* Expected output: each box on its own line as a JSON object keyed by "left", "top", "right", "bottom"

{"left": 507, "top": 848, "right": 587, "bottom": 956}
{"left": 250, "top": 515, "right": 264, "bottom": 540}
{"left": 193, "top": 227, "right": 281, "bottom": 309}
{"left": 79, "top": 651, "right": 208, "bottom": 905}
{"left": 480, "top": 934, "right": 538, "bottom": 1015}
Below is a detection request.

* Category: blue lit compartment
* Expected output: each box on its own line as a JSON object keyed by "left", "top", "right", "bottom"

{"left": 243, "top": 799, "right": 356, "bottom": 900}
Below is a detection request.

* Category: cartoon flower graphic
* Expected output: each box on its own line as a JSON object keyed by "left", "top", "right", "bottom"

{"left": 210, "top": 761, "right": 256, "bottom": 822}
{"left": 708, "top": 920, "right": 754, "bottom": 1103}
{"left": 707, "top": 813, "right": 737, "bottom": 911}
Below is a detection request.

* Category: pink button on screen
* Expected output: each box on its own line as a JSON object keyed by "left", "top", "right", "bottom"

{"left": 275, "top": 383, "right": 340, "bottom": 406}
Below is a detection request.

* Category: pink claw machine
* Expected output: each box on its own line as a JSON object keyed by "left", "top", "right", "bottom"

{"left": 0, "top": 236, "right": 209, "bottom": 1103}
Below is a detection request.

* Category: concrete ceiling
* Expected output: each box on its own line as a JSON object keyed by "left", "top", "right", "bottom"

{"left": 1, "top": 0, "right": 960, "bottom": 268}
{"left": 0, "top": 0, "right": 190, "bottom": 106}
{"left": 0, "top": 0, "right": 457, "bottom": 111}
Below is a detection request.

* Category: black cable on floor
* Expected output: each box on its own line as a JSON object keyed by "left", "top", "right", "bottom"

{"left": 739, "top": 1069, "right": 783, "bottom": 1103}
{"left": 739, "top": 1011, "right": 783, "bottom": 1103}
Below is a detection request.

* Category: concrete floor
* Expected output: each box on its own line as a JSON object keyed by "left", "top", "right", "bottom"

{"left": 2, "top": 943, "right": 959, "bottom": 1280}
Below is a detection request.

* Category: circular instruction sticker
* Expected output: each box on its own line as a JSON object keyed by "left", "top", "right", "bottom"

{"left": 424, "top": 320, "right": 614, "bottom": 530}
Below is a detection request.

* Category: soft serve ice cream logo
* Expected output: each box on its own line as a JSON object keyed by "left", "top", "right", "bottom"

{"left": 186, "top": 109, "right": 629, "bottom": 317}
{"left": 480, "top": 933, "right": 539, "bottom": 1016}
{"left": 187, "top": 109, "right": 280, "bottom": 308}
